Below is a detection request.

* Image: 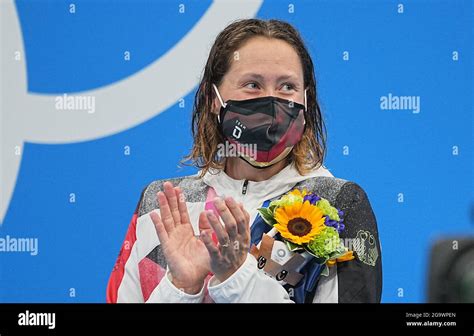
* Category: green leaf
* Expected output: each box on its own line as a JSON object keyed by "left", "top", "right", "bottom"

{"left": 286, "top": 241, "right": 304, "bottom": 252}
{"left": 328, "top": 243, "right": 348, "bottom": 259}
{"left": 268, "top": 203, "right": 278, "bottom": 213}
{"left": 257, "top": 207, "right": 277, "bottom": 226}
{"left": 320, "top": 265, "right": 329, "bottom": 277}
{"left": 303, "top": 246, "right": 328, "bottom": 264}
{"left": 304, "top": 245, "right": 319, "bottom": 258}
{"left": 329, "top": 251, "right": 346, "bottom": 259}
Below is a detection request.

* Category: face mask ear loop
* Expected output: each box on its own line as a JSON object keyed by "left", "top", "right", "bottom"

{"left": 303, "top": 88, "right": 308, "bottom": 125}
{"left": 212, "top": 84, "right": 227, "bottom": 108}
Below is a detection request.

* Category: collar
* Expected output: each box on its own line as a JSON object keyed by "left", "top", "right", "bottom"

{"left": 201, "top": 163, "right": 334, "bottom": 201}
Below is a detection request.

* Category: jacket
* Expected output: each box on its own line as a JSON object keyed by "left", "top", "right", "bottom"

{"left": 106, "top": 163, "right": 382, "bottom": 303}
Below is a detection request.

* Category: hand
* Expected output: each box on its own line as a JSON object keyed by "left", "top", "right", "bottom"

{"left": 200, "top": 196, "right": 251, "bottom": 282}
{"left": 150, "top": 182, "right": 210, "bottom": 294}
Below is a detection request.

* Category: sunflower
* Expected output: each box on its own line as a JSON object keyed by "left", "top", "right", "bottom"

{"left": 274, "top": 200, "right": 326, "bottom": 245}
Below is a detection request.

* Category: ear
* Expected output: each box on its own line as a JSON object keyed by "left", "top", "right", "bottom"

{"left": 211, "top": 96, "right": 221, "bottom": 116}
{"left": 211, "top": 84, "right": 223, "bottom": 115}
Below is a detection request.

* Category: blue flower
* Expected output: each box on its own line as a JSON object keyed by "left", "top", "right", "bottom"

{"left": 303, "top": 193, "right": 321, "bottom": 205}
{"left": 324, "top": 216, "right": 345, "bottom": 233}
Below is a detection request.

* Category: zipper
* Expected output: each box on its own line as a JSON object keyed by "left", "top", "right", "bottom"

{"left": 242, "top": 179, "right": 249, "bottom": 195}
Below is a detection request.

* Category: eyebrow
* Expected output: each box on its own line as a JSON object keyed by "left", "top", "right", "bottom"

{"left": 238, "top": 73, "right": 300, "bottom": 82}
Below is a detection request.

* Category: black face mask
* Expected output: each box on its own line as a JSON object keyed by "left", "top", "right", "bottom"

{"left": 213, "top": 84, "right": 306, "bottom": 168}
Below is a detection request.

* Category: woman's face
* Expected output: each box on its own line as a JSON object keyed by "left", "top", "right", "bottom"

{"left": 213, "top": 36, "right": 305, "bottom": 113}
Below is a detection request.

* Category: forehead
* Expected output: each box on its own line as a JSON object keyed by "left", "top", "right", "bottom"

{"left": 226, "top": 36, "right": 304, "bottom": 81}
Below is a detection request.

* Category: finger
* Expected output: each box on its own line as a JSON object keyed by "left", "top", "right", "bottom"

{"left": 237, "top": 202, "right": 250, "bottom": 244}
{"left": 239, "top": 202, "right": 250, "bottom": 230}
{"left": 157, "top": 191, "right": 175, "bottom": 233}
{"left": 175, "top": 187, "right": 191, "bottom": 225}
{"left": 150, "top": 211, "right": 169, "bottom": 245}
{"left": 199, "top": 212, "right": 219, "bottom": 245}
{"left": 224, "top": 197, "right": 247, "bottom": 238}
{"left": 200, "top": 230, "right": 220, "bottom": 260}
{"left": 206, "top": 210, "right": 229, "bottom": 246}
{"left": 163, "top": 182, "right": 181, "bottom": 225}
{"left": 198, "top": 211, "right": 211, "bottom": 232}
{"left": 213, "top": 197, "right": 238, "bottom": 241}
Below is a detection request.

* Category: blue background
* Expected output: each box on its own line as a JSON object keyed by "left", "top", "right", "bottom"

{"left": 1, "top": 0, "right": 473, "bottom": 303}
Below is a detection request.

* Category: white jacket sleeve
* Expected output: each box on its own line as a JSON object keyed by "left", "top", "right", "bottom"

{"left": 115, "top": 238, "right": 145, "bottom": 303}
{"left": 145, "top": 270, "right": 205, "bottom": 303}
{"left": 207, "top": 254, "right": 294, "bottom": 303}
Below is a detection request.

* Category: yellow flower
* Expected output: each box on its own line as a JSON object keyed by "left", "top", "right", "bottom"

{"left": 327, "top": 250, "right": 355, "bottom": 267}
{"left": 274, "top": 200, "right": 326, "bottom": 245}
{"left": 270, "top": 188, "right": 308, "bottom": 208}
{"left": 289, "top": 188, "right": 308, "bottom": 198}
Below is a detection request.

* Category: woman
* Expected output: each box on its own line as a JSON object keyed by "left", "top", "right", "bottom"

{"left": 106, "top": 19, "right": 382, "bottom": 303}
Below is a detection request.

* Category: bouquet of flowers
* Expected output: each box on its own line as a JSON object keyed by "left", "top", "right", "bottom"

{"left": 257, "top": 188, "right": 354, "bottom": 274}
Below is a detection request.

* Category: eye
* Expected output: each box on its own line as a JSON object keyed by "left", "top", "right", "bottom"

{"left": 281, "top": 83, "right": 295, "bottom": 92}
{"left": 244, "top": 82, "right": 260, "bottom": 90}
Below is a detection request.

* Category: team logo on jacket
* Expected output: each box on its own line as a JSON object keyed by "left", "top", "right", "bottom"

{"left": 353, "top": 230, "right": 379, "bottom": 267}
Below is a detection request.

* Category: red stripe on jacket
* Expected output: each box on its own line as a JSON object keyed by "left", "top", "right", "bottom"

{"left": 106, "top": 213, "right": 138, "bottom": 303}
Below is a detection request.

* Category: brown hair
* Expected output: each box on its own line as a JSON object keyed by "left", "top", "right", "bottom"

{"left": 183, "top": 18, "right": 327, "bottom": 176}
